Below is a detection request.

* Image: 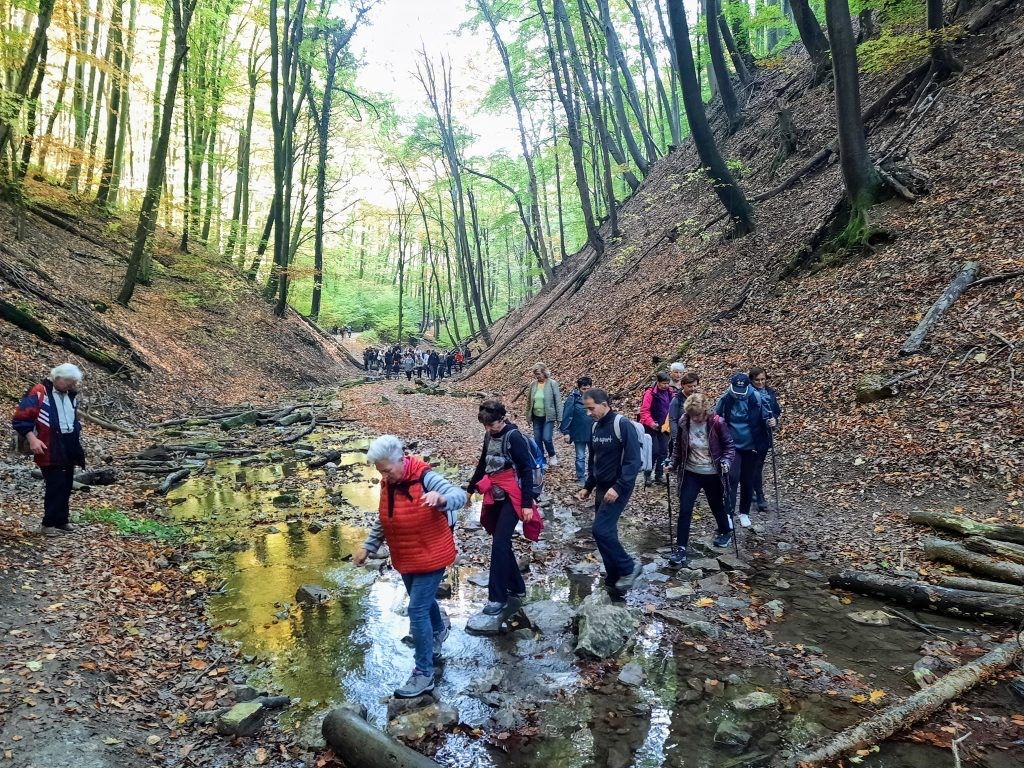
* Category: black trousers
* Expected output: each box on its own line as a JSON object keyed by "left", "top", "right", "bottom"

{"left": 41, "top": 465, "right": 75, "bottom": 527}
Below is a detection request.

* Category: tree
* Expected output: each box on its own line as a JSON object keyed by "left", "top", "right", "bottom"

{"left": 118, "top": 0, "right": 200, "bottom": 306}
{"left": 789, "top": 0, "right": 830, "bottom": 81}
{"left": 666, "top": 0, "right": 755, "bottom": 235}
{"left": 0, "top": 0, "right": 56, "bottom": 161}
{"left": 96, "top": 0, "right": 126, "bottom": 206}
{"left": 707, "top": 0, "right": 742, "bottom": 131}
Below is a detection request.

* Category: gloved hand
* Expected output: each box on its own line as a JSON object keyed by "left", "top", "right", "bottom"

{"left": 719, "top": 461, "right": 730, "bottom": 476}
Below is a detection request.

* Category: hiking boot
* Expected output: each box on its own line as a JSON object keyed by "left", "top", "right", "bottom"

{"left": 738, "top": 514, "right": 752, "bottom": 528}
{"left": 56, "top": 524, "right": 76, "bottom": 533}
{"left": 433, "top": 623, "right": 450, "bottom": 648}
{"left": 482, "top": 601, "right": 507, "bottom": 616}
{"left": 614, "top": 562, "right": 643, "bottom": 593}
{"left": 605, "top": 585, "right": 626, "bottom": 602}
{"left": 713, "top": 531, "right": 734, "bottom": 548}
{"left": 40, "top": 526, "right": 61, "bottom": 537}
{"left": 643, "top": 471, "right": 652, "bottom": 489}
{"left": 499, "top": 595, "right": 523, "bottom": 621}
{"left": 757, "top": 503, "right": 769, "bottom": 513}
{"left": 548, "top": 455, "right": 558, "bottom": 467}
{"left": 394, "top": 670, "right": 435, "bottom": 698}
{"left": 667, "top": 546, "right": 688, "bottom": 568}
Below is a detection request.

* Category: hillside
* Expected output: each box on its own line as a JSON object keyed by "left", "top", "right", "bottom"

{"left": 0, "top": 181, "right": 354, "bottom": 425}
{"left": 465, "top": 7, "right": 1024, "bottom": 559}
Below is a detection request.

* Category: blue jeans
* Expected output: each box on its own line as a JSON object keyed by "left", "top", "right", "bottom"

{"left": 676, "top": 470, "right": 731, "bottom": 549}
{"left": 593, "top": 486, "right": 636, "bottom": 586}
{"left": 573, "top": 441, "right": 588, "bottom": 485}
{"left": 400, "top": 569, "right": 446, "bottom": 676}
{"left": 531, "top": 416, "right": 556, "bottom": 458}
{"left": 488, "top": 500, "right": 526, "bottom": 603}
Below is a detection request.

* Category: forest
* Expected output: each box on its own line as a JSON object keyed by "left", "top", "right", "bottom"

{"left": 0, "top": 0, "right": 947, "bottom": 344}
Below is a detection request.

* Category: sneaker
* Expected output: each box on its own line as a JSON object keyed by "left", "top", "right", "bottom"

{"left": 40, "top": 526, "right": 62, "bottom": 537}
{"left": 614, "top": 562, "right": 644, "bottom": 593}
{"left": 738, "top": 514, "right": 752, "bottom": 528}
{"left": 482, "top": 601, "right": 507, "bottom": 616}
{"left": 499, "top": 595, "right": 523, "bottom": 620}
{"left": 56, "top": 524, "right": 76, "bottom": 533}
{"left": 394, "top": 670, "right": 435, "bottom": 698}
{"left": 643, "top": 472, "right": 652, "bottom": 489}
{"left": 713, "top": 531, "right": 734, "bottom": 548}
{"left": 433, "top": 624, "right": 450, "bottom": 648}
{"left": 757, "top": 503, "right": 769, "bottom": 513}
{"left": 548, "top": 455, "right": 559, "bottom": 467}
{"left": 667, "top": 546, "right": 688, "bottom": 568}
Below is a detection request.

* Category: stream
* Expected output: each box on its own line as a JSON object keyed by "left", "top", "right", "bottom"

{"left": 163, "top": 430, "right": 1022, "bottom": 768}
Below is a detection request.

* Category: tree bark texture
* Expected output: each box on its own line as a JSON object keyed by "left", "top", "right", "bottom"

{"left": 909, "top": 509, "right": 1024, "bottom": 546}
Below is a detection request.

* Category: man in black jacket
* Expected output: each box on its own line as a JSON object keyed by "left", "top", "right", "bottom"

{"left": 576, "top": 388, "right": 643, "bottom": 597}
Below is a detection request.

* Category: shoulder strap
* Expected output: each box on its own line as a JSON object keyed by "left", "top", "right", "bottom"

{"left": 613, "top": 414, "right": 623, "bottom": 442}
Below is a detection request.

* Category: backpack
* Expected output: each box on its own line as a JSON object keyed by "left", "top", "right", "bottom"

{"left": 498, "top": 428, "right": 546, "bottom": 501}
{"left": 595, "top": 414, "right": 653, "bottom": 473}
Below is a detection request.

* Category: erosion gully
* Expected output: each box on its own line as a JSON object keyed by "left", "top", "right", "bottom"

{"left": 163, "top": 428, "right": 1020, "bottom": 768}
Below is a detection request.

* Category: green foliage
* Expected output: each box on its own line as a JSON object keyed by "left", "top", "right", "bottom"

{"left": 77, "top": 507, "right": 183, "bottom": 541}
{"left": 857, "top": 30, "right": 930, "bottom": 72}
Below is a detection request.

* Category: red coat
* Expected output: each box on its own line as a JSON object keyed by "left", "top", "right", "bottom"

{"left": 11, "top": 380, "right": 85, "bottom": 469}
{"left": 378, "top": 456, "right": 457, "bottom": 574}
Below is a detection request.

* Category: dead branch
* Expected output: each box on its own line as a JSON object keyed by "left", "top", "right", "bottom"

{"left": 900, "top": 261, "right": 980, "bottom": 355}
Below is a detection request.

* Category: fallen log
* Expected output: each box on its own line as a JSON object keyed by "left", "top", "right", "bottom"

{"left": 279, "top": 412, "right": 317, "bottom": 445}
{"left": 791, "top": 631, "right": 1024, "bottom": 767}
{"left": 79, "top": 408, "right": 136, "bottom": 434}
{"left": 964, "top": 536, "right": 1024, "bottom": 566}
{"left": 829, "top": 571, "right": 1024, "bottom": 621}
{"left": 125, "top": 465, "right": 188, "bottom": 475}
{"left": 909, "top": 509, "right": 1024, "bottom": 546}
{"left": 157, "top": 469, "right": 191, "bottom": 495}
{"left": 934, "top": 576, "right": 1024, "bottom": 596}
{"left": 308, "top": 450, "right": 342, "bottom": 468}
{"left": 75, "top": 468, "right": 117, "bottom": 486}
{"left": 922, "top": 536, "right": 1024, "bottom": 585}
{"left": 900, "top": 261, "right": 980, "bottom": 355}
{"left": 322, "top": 707, "right": 441, "bottom": 768}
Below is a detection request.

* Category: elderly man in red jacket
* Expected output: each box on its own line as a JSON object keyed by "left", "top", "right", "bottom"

{"left": 355, "top": 435, "right": 467, "bottom": 698}
{"left": 12, "top": 364, "right": 86, "bottom": 536}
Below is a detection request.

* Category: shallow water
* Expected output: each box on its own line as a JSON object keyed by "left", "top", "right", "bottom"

{"left": 167, "top": 435, "right": 1021, "bottom": 767}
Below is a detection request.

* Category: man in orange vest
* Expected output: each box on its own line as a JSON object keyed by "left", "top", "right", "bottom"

{"left": 355, "top": 435, "right": 467, "bottom": 698}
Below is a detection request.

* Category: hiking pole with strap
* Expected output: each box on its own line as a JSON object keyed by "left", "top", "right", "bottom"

{"left": 666, "top": 465, "right": 674, "bottom": 548}
{"left": 720, "top": 464, "right": 739, "bottom": 557}
{"left": 769, "top": 426, "right": 782, "bottom": 516}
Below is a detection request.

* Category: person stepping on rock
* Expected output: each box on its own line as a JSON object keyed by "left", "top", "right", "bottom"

{"left": 576, "top": 389, "right": 643, "bottom": 598}
{"left": 667, "top": 394, "right": 736, "bottom": 568}
{"left": 355, "top": 435, "right": 467, "bottom": 699}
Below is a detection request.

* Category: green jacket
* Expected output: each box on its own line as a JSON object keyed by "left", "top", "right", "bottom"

{"left": 528, "top": 378, "right": 563, "bottom": 423}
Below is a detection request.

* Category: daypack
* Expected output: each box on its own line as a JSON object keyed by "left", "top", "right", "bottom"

{"left": 498, "top": 428, "right": 546, "bottom": 501}
{"left": 595, "top": 414, "right": 653, "bottom": 474}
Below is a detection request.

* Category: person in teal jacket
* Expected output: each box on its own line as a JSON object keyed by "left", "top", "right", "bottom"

{"left": 559, "top": 376, "right": 593, "bottom": 486}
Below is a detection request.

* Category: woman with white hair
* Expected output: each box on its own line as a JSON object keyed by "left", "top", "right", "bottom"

{"left": 11, "top": 363, "right": 86, "bottom": 536}
{"left": 354, "top": 435, "right": 467, "bottom": 698}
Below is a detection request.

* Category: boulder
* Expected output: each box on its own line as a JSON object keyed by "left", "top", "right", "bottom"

{"left": 713, "top": 717, "right": 752, "bottom": 748}
{"left": 665, "top": 585, "right": 694, "bottom": 599}
{"left": 216, "top": 701, "right": 265, "bottom": 736}
{"left": 388, "top": 703, "right": 458, "bottom": 742}
{"left": 716, "top": 554, "right": 749, "bottom": 571}
{"left": 574, "top": 590, "right": 638, "bottom": 659}
{"left": 856, "top": 374, "right": 898, "bottom": 404}
{"left": 698, "top": 572, "right": 731, "bottom": 593}
{"left": 467, "top": 572, "right": 489, "bottom": 588}
{"left": 730, "top": 691, "right": 780, "bottom": 713}
{"left": 295, "top": 584, "right": 332, "bottom": 604}
{"left": 465, "top": 613, "right": 505, "bottom": 636}
{"left": 846, "top": 610, "right": 890, "bottom": 626}
{"left": 221, "top": 411, "right": 258, "bottom": 431}
{"left": 523, "top": 600, "right": 574, "bottom": 635}
{"left": 785, "top": 715, "right": 829, "bottom": 748}
{"left": 655, "top": 609, "right": 720, "bottom": 639}
{"left": 75, "top": 468, "right": 117, "bottom": 486}
{"left": 688, "top": 558, "right": 721, "bottom": 572}
{"left": 617, "top": 662, "right": 644, "bottom": 687}
{"left": 470, "top": 667, "right": 504, "bottom": 695}
{"left": 307, "top": 520, "right": 325, "bottom": 534}
{"left": 386, "top": 694, "right": 437, "bottom": 721}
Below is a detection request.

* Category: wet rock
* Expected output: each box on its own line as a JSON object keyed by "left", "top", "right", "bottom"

{"left": 809, "top": 659, "right": 843, "bottom": 676}
{"left": 717, "top": 596, "right": 751, "bottom": 611}
{"left": 665, "top": 585, "right": 694, "bottom": 599}
{"left": 272, "top": 493, "right": 299, "bottom": 507}
{"left": 435, "top": 579, "right": 453, "bottom": 600}
{"left": 221, "top": 411, "right": 259, "bottom": 430}
{"left": 467, "top": 572, "right": 490, "bottom": 588}
{"left": 386, "top": 694, "right": 436, "bottom": 720}
{"left": 617, "top": 662, "right": 644, "bottom": 687}
{"left": 307, "top": 520, "right": 325, "bottom": 534}
{"left": 368, "top": 544, "right": 390, "bottom": 560}
{"left": 655, "top": 609, "right": 720, "bottom": 639}
{"left": 846, "top": 610, "right": 891, "bottom": 626}
{"left": 470, "top": 668, "right": 504, "bottom": 695}
{"left": 216, "top": 701, "right": 265, "bottom": 736}
{"left": 233, "top": 685, "right": 262, "bottom": 702}
{"left": 574, "top": 590, "right": 638, "bottom": 659}
{"left": 716, "top": 554, "right": 749, "bottom": 571}
{"left": 771, "top": 578, "right": 791, "bottom": 590}
{"left": 730, "top": 692, "right": 779, "bottom": 713}
{"left": 523, "top": 600, "right": 574, "bottom": 635}
{"left": 517, "top": 555, "right": 531, "bottom": 573}
{"left": 687, "top": 558, "right": 721, "bottom": 572}
{"left": 466, "top": 613, "right": 505, "bottom": 636}
{"left": 698, "top": 572, "right": 731, "bottom": 594}
{"left": 714, "top": 717, "right": 752, "bottom": 748}
{"left": 785, "top": 715, "right": 829, "bottom": 747}
{"left": 388, "top": 703, "right": 458, "bottom": 741}
{"left": 675, "top": 568, "right": 704, "bottom": 582}
{"left": 491, "top": 705, "right": 521, "bottom": 731}
{"left": 679, "top": 688, "right": 703, "bottom": 703}
{"left": 804, "top": 644, "right": 825, "bottom": 656}
{"left": 764, "top": 599, "right": 786, "bottom": 619}
{"left": 295, "top": 584, "right": 332, "bottom": 604}
{"left": 646, "top": 571, "right": 671, "bottom": 583}
{"left": 568, "top": 561, "right": 601, "bottom": 576}
{"left": 76, "top": 468, "right": 117, "bottom": 486}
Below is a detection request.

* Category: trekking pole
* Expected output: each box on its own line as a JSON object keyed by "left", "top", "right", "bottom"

{"left": 769, "top": 427, "right": 782, "bottom": 516}
{"left": 720, "top": 466, "right": 740, "bottom": 557}
{"left": 666, "top": 466, "right": 674, "bottom": 548}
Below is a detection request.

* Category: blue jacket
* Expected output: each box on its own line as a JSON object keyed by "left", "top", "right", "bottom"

{"left": 756, "top": 386, "right": 782, "bottom": 419}
{"left": 559, "top": 389, "right": 591, "bottom": 444}
{"left": 715, "top": 389, "right": 772, "bottom": 452}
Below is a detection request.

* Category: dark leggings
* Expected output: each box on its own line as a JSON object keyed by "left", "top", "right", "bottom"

{"left": 676, "top": 470, "right": 731, "bottom": 549}
{"left": 488, "top": 500, "right": 525, "bottom": 602}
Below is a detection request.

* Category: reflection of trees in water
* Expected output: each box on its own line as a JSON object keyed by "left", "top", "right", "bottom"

{"left": 252, "top": 533, "right": 270, "bottom": 566}
{"left": 326, "top": 526, "right": 344, "bottom": 560}
{"left": 285, "top": 522, "right": 309, "bottom": 560}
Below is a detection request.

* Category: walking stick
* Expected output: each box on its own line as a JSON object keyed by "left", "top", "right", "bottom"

{"left": 666, "top": 467, "right": 673, "bottom": 548}
{"left": 720, "top": 466, "right": 740, "bottom": 557}
{"left": 769, "top": 427, "right": 782, "bottom": 516}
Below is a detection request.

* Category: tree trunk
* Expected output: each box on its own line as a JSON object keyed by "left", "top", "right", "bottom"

{"left": 900, "top": 260, "right": 980, "bottom": 354}
{"left": 0, "top": 0, "right": 56, "bottom": 160}
{"left": 118, "top": 0, "right": 196, "bottom": 306}
{"left": 825, "top": 0, "right": 884, "bottom": 214}
{"left": 927, "top": 0, "right": 963, "bottom": 80}
{"left": 717, "top": 8, "right": 753, "bottom": 86}
{"left": 36, "top": 48, "right": 71, "bottom": 174}
{"left": 909, "top": 509, "right": 1024, "bottom": 546}
{"left": 108, "top": 0, "right": 139, "bottom": 205}
{"left": 63, "top": 2, "right": 90, "bottom": 192}
{"left": 666, "top": 0, "right": 755, "bottom": 235}
{"left": 625, "top": 0, "right": 677, "bottom": 146}
{"left": 964, "top": 536, "right": 1024, "bottom": 566}
{"left": 934, "top": 576, "right": 1024, "bottom": 596}
{"left": 790, "top": 0, "right": 831, "bottom": 81}
{"left": 792, "top": 628, "right": 1024, "bottom": 767}
{"left": 922, "top": 536, "right": 1024, "bottom": 585}
{"left": 226, "top": 38, "right": 259, "bottom": 265}
{"left": 96, "top": 0, "right": 125, "bottom": 207}
{"left": 17, "top": 39, "right": 48, "bottom": 181}
{"left": 706, "top": 0, "right": 741, "bottom": 131}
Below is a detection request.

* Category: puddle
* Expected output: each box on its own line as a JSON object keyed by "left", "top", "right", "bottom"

{"left": 166, "top": 433, "right": 1022, "bottom": 767}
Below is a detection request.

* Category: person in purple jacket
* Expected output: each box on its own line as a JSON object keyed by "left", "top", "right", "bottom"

{"left": 667, "top": 393, "right": 736, "bottom": 567}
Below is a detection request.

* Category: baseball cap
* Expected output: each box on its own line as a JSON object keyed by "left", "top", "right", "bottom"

{"left": 729, "top": 372, "right": 751, "bottom": 397}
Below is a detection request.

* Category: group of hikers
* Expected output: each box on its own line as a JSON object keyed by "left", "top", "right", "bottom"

{"left": 331, "top": 325, "right": 355, "bottom": 338}
{"left": 361, "top": 360, "right": 781, "bottom": 698}
{"left": 363, "top": 345, "right": 473, "bottom": 381}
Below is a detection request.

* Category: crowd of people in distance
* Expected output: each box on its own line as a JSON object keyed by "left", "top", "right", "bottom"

{"left": 362, "top": 345, "right": 473, "bottom": 381}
